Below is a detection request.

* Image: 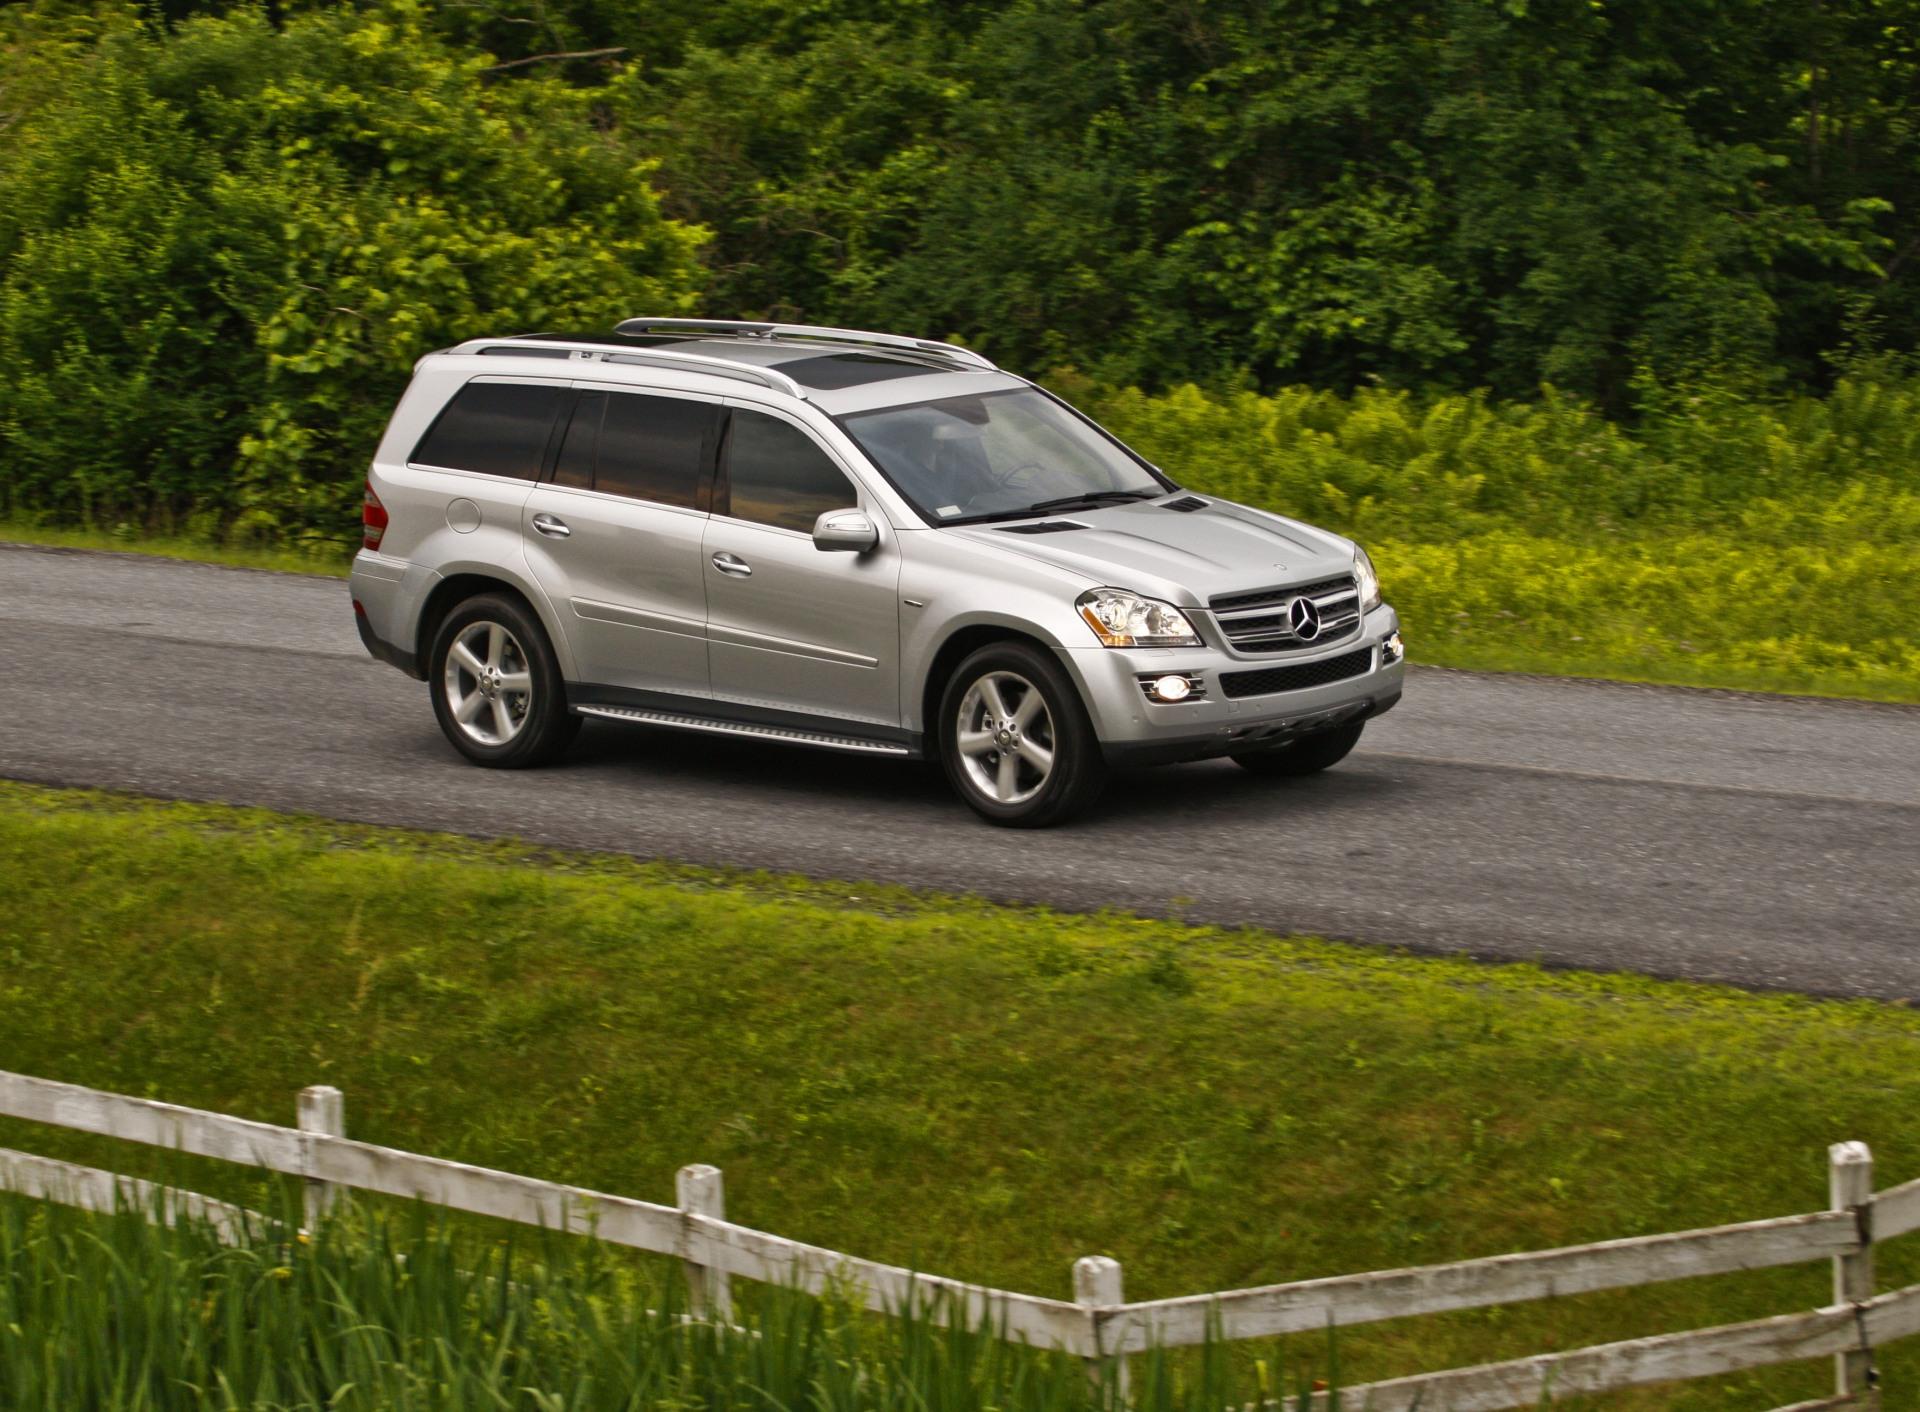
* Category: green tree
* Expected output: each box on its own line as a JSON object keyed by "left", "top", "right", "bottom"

{"left": 0, "top": 1, "right": 704, "bottom": 540}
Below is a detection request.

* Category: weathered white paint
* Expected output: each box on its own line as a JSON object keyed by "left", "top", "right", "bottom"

{"left": 677, "top": 1164, "right": 731, "bottom": 1321}
{"left": 1831, "top": 1141, "right": 1877, "bottom": 1404}
{"left": 1874, "top": 1173, "right": 1920, "bottom": 1240}
{"left": 1862, "top": 1280, "right": 1920, "bottom": 1344}
{"left": 682, "top": 1207, "right": 1091, "bottom": 1350}
{"left": 0, "top": 1070, "right": 304, "bottom": 1170}
{"left": 1304, "top": 1302, "right": 1861, "bottom": 1412}
{"left": 299, "top": 1085, "right": 344, "bottom": 1232}
{"left": 0, "top": 1147, "right": 263, "bottom": 1244}
{"left": 1106, "top": 1209, "right": 1859, "bottom": 1352}
{"left": 1076, "top": 1255, "right": 1128, "bottom": 1397}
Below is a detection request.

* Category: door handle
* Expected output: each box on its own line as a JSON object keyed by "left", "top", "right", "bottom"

{"left": 531, "top": 513, "right": 571, "bottom": 539}
{"left": 711, "top": 552, "right": 752, "bottom": 578}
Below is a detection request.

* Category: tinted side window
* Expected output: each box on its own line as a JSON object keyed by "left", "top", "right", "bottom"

{"left": 551, "top": 391, "right": 604, "bottom": 491}
{"left": 724, "top": 410, "right": 855, "bottom": 532}
{"left": 412, "top": 381, "right": 566, "bottom": 479}
{"left": 594, "top": 393, "right": 712, "bottom": 509}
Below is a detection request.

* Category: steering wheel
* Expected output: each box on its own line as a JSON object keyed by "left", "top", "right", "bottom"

{"left": 954, "top": 461, "right": 1048, "bottom": 514}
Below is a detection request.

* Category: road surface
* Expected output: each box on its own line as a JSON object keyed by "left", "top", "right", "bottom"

{"left": 3, "top": 542, "right": 1915, "bottom": 997}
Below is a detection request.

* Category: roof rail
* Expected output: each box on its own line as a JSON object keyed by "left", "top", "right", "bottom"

{"left": 472, "top": 340, "right": 807, "bottom": 400}
{"left": 613, "top": 317, "right": 998, "bottom": 372}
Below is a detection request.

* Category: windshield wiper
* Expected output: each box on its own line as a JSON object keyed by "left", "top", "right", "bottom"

{"left": 1018, "top": 488, "right": 1162, "bottom": 516}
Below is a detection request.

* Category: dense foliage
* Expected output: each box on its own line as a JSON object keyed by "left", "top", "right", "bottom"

{"left": 0, "top": 3, "right": 702, "bottom": 540}
{"left": 602, "top": 0, "right": 1920, "bottom": 402}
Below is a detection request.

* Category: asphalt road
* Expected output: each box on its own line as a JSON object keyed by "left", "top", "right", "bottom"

{"left": 3, "top": 542, "right": 1916, "bottom": 997}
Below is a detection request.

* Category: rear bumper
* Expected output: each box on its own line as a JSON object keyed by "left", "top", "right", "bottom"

{"left": 1063, "top": 605, "right": 1406, "bottom": 766}
{"left": 354, "top": 600, "right": 420, "bottom": 676}
{"left": 350, "top": 549, "right": 427, "bottom": 679}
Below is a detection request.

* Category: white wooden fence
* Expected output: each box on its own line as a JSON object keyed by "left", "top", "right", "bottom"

{"left": 4, "top": 1067, "right": 1919, "bottom": 1410}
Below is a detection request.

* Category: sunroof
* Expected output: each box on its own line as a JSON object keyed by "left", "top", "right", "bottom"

{"left": 777, "top": 353, "right": 933, "bottom": 390}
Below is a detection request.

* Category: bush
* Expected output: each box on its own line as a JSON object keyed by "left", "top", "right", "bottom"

{"left": 0, "top": 2, "right": 704, "bottom": 544}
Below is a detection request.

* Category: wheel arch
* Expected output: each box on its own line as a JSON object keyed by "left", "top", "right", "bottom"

{"left": 416, "top": 568, "right": 576, "bottom": 681}
{"left": 916, "top": 621, "right": 1077, "bottom": 745}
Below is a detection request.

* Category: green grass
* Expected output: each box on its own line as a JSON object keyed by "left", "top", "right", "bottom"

{"left": 6, "top": 782, "right": 1920, "bottom": 1406}
{"left": 0, "top": 518, "right": 352, "bottom": 577}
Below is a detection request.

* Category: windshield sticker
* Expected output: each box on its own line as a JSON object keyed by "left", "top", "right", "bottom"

{"left": 936, "top": 505, "right": 961, "bottom": 517}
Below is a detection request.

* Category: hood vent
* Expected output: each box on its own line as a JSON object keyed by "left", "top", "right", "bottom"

{"left": 999, "top": 520, "right": 1088, "bottom": 535}
{"left": 1163, "top": 496, "right": 1209, "bottom": 512}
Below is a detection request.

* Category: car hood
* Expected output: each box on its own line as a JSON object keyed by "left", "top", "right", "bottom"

{"left": 944, "top": 496, "right": 1356, "bottom": 608}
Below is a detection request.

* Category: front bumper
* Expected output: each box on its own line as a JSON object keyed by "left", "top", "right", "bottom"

{"left": 1061, "top": 605, "right": 1405, "bottom": 766}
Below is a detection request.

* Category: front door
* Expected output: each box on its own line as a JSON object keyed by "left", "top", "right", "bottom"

{"left": 521, "top": 384, "right": 719, "bottom": 697}
{"left": 702, "top": 404, "right": 902, "bottom": 729}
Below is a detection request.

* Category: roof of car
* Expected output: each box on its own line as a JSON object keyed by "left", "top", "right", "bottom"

{"left": 439, "top": 320, "right": 1025, "bottom": 414}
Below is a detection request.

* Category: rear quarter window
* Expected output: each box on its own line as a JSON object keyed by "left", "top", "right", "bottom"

{"left": 411, "top": 381, "right": 568, "bottom": 479}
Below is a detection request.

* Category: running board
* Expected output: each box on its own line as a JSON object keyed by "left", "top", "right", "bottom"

{"left": 574, "top": 703, "right": 912, "bottom": 757}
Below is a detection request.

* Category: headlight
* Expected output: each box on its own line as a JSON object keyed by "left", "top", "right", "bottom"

{"left": 1076, "top": 588, "right": 1202, "bottom": 648}
{"left": 1354, "top": 545, "right": 1382, "bottom": 612}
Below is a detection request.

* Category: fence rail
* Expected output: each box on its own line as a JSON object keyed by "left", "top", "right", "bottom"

{"left": 3, "top": 1067, "right": 1917, "bottom": 1410}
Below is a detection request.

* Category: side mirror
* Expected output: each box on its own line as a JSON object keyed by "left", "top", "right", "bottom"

{"left": 812, "top": 508, "right": 878, "bottom": 554}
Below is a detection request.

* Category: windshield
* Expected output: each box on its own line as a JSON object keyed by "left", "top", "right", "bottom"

{"left": 838, "top": 388, "right": 1170, "bottom": 525}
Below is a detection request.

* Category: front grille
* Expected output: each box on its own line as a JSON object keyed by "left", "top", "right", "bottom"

{"left": 1220, "top": 646, "right": 1374, "bottom": 700}
{"left": 1209, "top": 575, "right": 1362, "bottom": 653}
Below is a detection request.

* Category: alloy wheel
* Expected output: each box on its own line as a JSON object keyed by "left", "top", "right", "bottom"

{"left": 442, "top": 620, "right": 533, "bottom": 746}
{"left": 954, "top": 670, "right": 1056, "bottom": 805}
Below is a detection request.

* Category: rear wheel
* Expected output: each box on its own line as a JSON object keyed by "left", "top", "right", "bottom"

{"left": 1231, "top": 720, "right": 1364, "bottom": 777}
{"left": 429, "top": 594, "right": 578, "bottom": 768}
{"left": 939, "top": 642, "right": 1105, "bottom": 827}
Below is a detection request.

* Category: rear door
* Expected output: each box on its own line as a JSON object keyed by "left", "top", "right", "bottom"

{"left": 406, "top": 376, "right": 569, "bottom": 547}
{"left": 521, "top": 385, "right": 720, "bottom": 697}
{"left": 702, "top": 404, "right": 902, "bottom": 728}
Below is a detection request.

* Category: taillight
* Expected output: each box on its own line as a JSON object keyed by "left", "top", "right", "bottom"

{"left": 362, "top": 480, "right": 389, "bottom": 551}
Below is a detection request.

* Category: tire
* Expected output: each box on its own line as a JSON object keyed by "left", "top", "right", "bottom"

{"left": 1231, "top": 720, "right": 1364, "bottom": 778}
{"left": 428, "top": 593, "right": 579, "bottom": 768}
{"left": 938, "top": 641, "right": 1106, "bottom": 827}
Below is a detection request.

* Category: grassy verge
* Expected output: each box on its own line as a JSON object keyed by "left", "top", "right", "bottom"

{"left": 0, "top": 519, "right": 352, "bottom": 577}
{"left": 5, "top": 783, "right": 1920, "bottom": 1405}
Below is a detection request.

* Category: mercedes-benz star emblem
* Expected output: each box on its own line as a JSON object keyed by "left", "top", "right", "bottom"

{"left": 1288, "top": 595, "right": 1322, "bottom": 641}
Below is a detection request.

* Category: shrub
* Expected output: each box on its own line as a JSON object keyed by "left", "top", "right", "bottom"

{"left": 0, "top": 2, "right": 704, "bottom": 543}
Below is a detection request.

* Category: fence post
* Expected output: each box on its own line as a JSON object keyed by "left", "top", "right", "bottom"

{"left": 677, "top": 1163, "right": 732, "bottom": 1322}
{"left": 1075, "top": 1255, "right": 1128, "bottom": 1402}
{"left": 296, "top": 1086, "right": 344, "bottom": 1232}
{"left": 1831, "top": 1140, "right": 1877, "bottom": 1406}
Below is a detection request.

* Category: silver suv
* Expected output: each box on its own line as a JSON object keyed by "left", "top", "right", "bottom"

{"left": 350, "top": 319, "right": 1404, "bottom": 826}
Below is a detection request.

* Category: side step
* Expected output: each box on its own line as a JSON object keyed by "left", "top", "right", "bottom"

{"left": 574, "top": 703, "right": 912, "bottom": 757}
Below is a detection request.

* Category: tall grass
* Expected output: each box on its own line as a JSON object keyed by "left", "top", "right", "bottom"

{"left": 0, "top": 1192, "right": 1329, "bottom": 1412}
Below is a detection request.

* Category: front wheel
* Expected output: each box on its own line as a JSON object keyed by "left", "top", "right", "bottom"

{"left": 939, "top": 642, "right": 1105, "bottom": 827}
{"left": 1231, "top": 720, "right": 1365, "bottom": 777}
{"left": 428, "top": 593, "right": 579, "bottom": 768}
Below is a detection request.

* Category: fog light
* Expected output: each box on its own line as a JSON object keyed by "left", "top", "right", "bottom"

{"left": 1382, "top": 631, "right": 1405, "bottom": 664}
{"left": 1150, "top": 674, "right": 1192, "bottom": 702}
